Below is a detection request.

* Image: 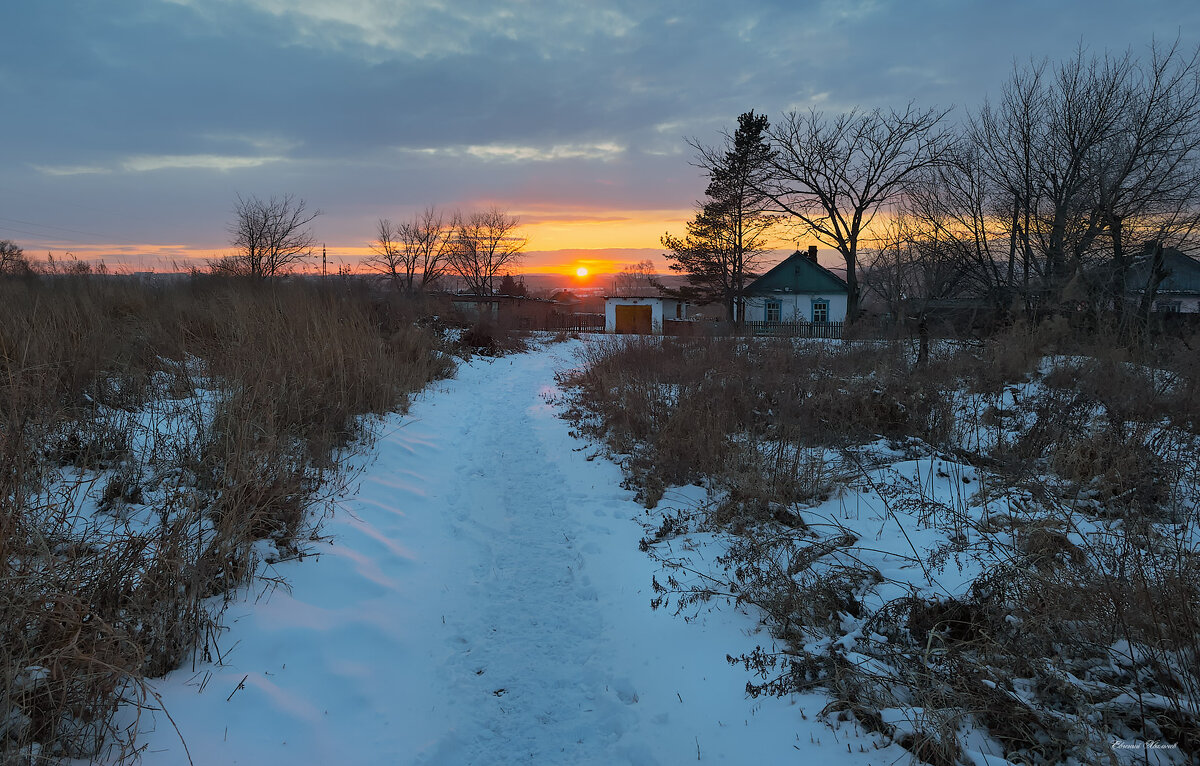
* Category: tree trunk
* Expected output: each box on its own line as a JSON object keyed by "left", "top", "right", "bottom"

{"left": 916, "top": 314, "right": 929, "bottom": 369}
{"left": 844, "top": 247, "right": 859, "bottom": 320}
{"left": 1137, "top": 241, "right": 1168, "bottom": 336}
{"left": 1007, "top": 199, "right": 1018, "bottom": 300}
{"left": 1108, "top": 218, "right": 1127, "bottom": 332}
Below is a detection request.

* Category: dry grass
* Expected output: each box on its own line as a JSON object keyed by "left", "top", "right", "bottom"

{"left": 0, "top": 274, "right": 451, "bottom": 762}
{"left": 565, "top": 323, "right": 1200, "bottom": 764}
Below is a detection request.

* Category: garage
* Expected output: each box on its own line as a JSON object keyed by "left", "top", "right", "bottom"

{"left": 614, "top": 304, "right": 653, "bottom": 334}
{"left": 604, "top": 295, "right": 688, "bottom": 334}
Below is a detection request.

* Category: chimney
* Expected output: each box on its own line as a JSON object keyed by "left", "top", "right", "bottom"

{"left": 807, "top": 245, "right": 818, "bottom": 263}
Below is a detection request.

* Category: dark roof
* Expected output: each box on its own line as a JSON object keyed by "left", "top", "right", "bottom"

{"left": 1126, "top": 246, "right": 1200, "bottom": 294}
{"left": 449, "top": 293, "right": 558, "bottom": 304}
{"left": 746, "top": 250, "right": 848, "bottom": 295}
{"left": 604, "top": 294, "right": 674, "bottom": 300}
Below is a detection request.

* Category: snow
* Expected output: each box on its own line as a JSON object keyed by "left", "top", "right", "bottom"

{"left": 133, "top": 340, "right": 906, "bottom": 765}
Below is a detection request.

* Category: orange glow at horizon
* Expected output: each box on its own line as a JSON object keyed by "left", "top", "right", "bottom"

{"left": 41, "top": 207, "right": 696, "bottom": 275}
{"left": 514, "top": 207, "right": 693, "bottom": 253}
{"left": 29, "top": 205, "right": 848, "bottom": 275}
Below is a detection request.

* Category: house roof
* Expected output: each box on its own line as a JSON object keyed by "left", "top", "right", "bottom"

{"left": 746, "top": 250, "right": 848, "bottom": 295}
{"left": 1126, "top": 246, "right": 1200, "bottom": 294}
{"left": 604, "top": 294, "right": 674, "bottom": 300}
{"left": 449, "top": 293, "right": 558, "bottom": 304}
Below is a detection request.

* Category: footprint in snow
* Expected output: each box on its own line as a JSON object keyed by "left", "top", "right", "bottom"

{"left": 611, "top": 679, "right": 639, "bottom": 705}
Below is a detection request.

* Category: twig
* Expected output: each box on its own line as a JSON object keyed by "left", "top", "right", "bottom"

{"left": 149, "top": 687, "right": 195, "bottom": 766}
{"left": 226, "top": 674, "right": 249, "bottom": 702}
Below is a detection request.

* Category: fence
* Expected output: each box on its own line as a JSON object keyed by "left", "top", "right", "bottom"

{"left": 741, "top": 320, "right": 845, "bottom": 339}
{"left": 534, "top": 312, "right": 606, "bottom": 332}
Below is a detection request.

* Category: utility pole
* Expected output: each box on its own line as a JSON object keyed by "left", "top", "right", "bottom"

{"left": 322, "top": 244, "right": 327, "bottom": 277}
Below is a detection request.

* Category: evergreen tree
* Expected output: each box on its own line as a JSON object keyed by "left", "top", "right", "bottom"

{"left": 662, "top": 111, "right": 775, "bottom": 324}
{"left": 498, "top": 272, "right": 521, "bottom": 295}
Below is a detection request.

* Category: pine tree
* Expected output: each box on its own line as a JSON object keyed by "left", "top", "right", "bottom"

{"left": 498, "top": 273, "right": 521, "bottom": 295}
{"left": 662, "top": 111, "right": 775, "bottom": 324}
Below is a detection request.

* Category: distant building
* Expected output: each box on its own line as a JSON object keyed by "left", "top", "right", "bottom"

{"left": 549, "top": 290, "right": 582, "bottom": 312}
{"left": 740, "top": 246, "right": 849, "bottom": 323}
{"left": 1124, "top": 244, "right": 1200, "bottom": 313}
{"left": 449, "top": 294, "right": 563, "bottom": 329}
{"left": 604, "top": 295, "right": 688, "bottom": 334}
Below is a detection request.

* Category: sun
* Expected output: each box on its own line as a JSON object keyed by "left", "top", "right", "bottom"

{"left": 576, "top": 266, "right": 589, "bottom": 277}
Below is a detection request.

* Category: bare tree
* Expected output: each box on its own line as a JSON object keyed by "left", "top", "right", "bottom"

{"left": 971, "top": 59, "right": 1050, "bottom": 311}
{"left": 966, "top": 41, "right": 1200, "bottom": 323}
{"left": 447, "top": 207, "right": 526, "bottom": 295}
{"left": 1087, "top": 41, "right": 1200, "bottom": 327}
{"left": 212, "top": 194, "right": 320, "bottom": 279}
{"left": 761, "top": 103, "right": 954, "bottom": 318}
{"left": 367, "top": 207, "right": 452, "bottom": 292}
{"left": 612, "top": 259, "right": 657, "bottom": 295}
{"left": 897, "top": 149, "right": 1012, "bottom": 311}
{"left": 0, "top": 240, "right": 33, "bottom": 276}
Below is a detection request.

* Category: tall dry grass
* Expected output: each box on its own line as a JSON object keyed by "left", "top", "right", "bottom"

{"left": 0, "top": 274, "right": 451, "bottom": 762}
{"left": 566, "top": 323, "right": 1200, "bottom": 764}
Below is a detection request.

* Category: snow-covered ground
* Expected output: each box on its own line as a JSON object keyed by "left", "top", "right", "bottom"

{"left": 134, "top": 340, "right": 906, "bottom": 765}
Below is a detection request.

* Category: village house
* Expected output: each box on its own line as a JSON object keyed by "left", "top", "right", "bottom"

{"left": 1124, "top": 244, "right": 1200, "bottom": 313}
{"left": 740, "top": 246, "right": 849, "bottom": 324}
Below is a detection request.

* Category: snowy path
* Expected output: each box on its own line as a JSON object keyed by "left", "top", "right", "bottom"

{"left": 137, "top": 341, "right": 895, "bottom": 765}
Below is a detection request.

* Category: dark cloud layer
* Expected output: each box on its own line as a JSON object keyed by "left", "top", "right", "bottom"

{"left": 1, "top": 0, "right": 1198, "bottom": 261}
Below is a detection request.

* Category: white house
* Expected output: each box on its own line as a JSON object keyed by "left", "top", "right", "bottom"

{"left": 604, "top": 295, "right": 688, "bottom": 334}
{"left": 1124, "top": 245, "right": 1200, "bottom": 313}
{"left": 740, "top": 246, "right": 849, "bottom": 323}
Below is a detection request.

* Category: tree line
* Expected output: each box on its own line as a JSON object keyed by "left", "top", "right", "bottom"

{"left": 204, "top": 194, "right": 525, "bottom": 295}
{"left": 665, "top": 39, "right": 1200, "bottom": 333}
{"left": 3, "top": 196, "right": 527, "bottom": 297}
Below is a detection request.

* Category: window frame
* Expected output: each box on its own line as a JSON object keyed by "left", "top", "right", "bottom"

{"left": 811, "top": 299, "right": 829, "bottom": 323}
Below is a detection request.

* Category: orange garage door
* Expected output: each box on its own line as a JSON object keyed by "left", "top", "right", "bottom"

{"left": 614, "top": 304, "right": 653, "bottom": 334}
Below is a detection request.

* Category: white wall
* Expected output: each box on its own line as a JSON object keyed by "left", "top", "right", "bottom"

{"left": 1137, "top": 295, "right": 1200, "bottom": 314}
{"left": 743, "top": 293, "right": 848, "bottom": 322}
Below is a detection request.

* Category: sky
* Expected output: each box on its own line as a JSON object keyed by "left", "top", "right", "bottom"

{"left": 3, "top": 0, "right": 1200, "bottom": 275}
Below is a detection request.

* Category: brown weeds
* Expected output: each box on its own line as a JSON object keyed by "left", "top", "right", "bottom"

{"left": 566, "top": 322, "right": 1200, "bottom": 764}
{"left": 0, "top": 275, "right": 451, "bottom": 762}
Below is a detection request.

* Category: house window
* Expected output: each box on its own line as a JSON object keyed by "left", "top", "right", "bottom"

{"left": 812, "top": 300, "right": 829, "bottom": 323}
{"left": 765, "top": 299, "right": 782, "bottom": 322}
{"left": 1156, "top": 300, "right": 1182, "bottom": 313}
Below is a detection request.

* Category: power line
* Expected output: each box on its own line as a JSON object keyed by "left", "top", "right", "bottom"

{"left": 0, "top": 215, "right": 119, "bottom": 240}
{"left": 0, "top": 215, "right": 200, "bottom": 249}
{"left": 0, "top": 223, "right": 96, "bottom": 245}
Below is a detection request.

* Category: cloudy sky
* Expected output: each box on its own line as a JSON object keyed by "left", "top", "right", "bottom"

{"left": 2, "top": 0, "right": 1199, "bottom": 274}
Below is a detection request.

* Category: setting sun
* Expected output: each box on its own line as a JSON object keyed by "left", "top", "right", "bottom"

{"left": 576, "top": 266, "right": 588, "bottom": 277}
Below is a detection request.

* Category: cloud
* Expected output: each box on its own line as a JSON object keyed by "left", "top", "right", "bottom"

{"left": 121, "top": 154, "right": 288, "bottom": 172}
{"left": 34, "top": 155, "right": 289, "bottom": 175}
{"left": 394, "top": 142, "right": 626, "bottom": 163}
{"left": 32, "top": 164, "right": 111, "bottom": 177}
{"left": 516, "top": 213, "right": 632, "bottom": 225}
{"left": 162, "top": 0, "right": 640, "bottom": 60}
{"left": 6, "top": 0, "right": 1200, "bottom": 261}
{"left": 466, "top": 143, "right": 625, "bottom": 163}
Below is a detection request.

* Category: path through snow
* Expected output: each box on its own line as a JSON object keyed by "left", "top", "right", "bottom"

{"left": 136, "top": 341, "right": 898, "bottom": 765}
